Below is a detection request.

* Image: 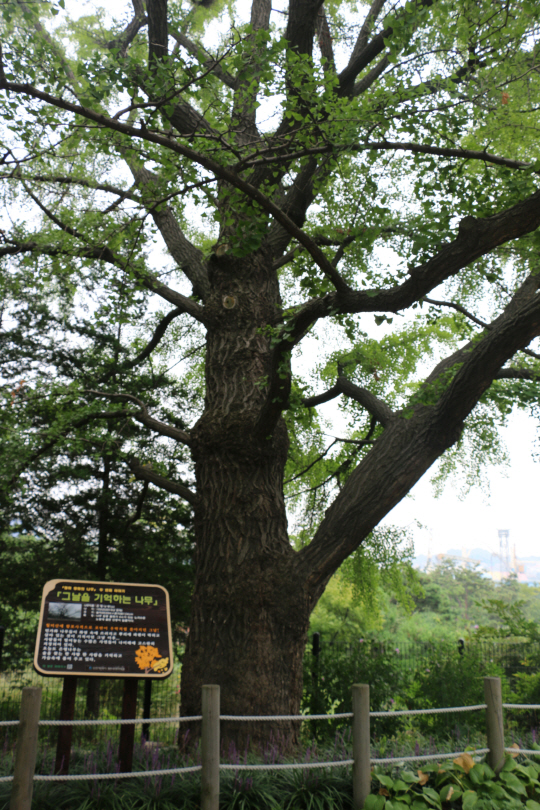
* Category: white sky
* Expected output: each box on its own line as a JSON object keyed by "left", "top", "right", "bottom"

{"left": 381, "top": 409, "right": 540, "bottom": 559}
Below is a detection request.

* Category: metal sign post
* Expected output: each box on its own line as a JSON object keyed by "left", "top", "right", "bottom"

{"left": 142, "top": 679, "right": 152, "bottom": 742}
{"left": 118, "top": 679, "right": 139, "bottom": 772}
{"left": 54, "top": 676, "right": 78, "bottom": 775}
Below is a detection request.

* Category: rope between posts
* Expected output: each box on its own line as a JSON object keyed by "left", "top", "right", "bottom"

{"left": 2, "top": 747, "right": 537, "bottom": 785}
{"left": 371, "top": 749, "right": 490, "bottom": 765}
{"left": 220, "top": 760, "right": 354, "bottom": 771}
{"left": 0, "top": 766, "right": 203, "bottom": 783}
{"left": 504, "top": 704, "right": 540, "bottom": 710}
{"left": 2, "top": 705, "right": 489, "bottom": 728}
{"left": 38, "top": 716, "right": 201, "bottom": 726}
{"left": 370, "top": 704, "right": 487, "bottom": 717}
{"left": 505, "top": 748, "right": 540, "bottom": 755}
{"left": 220, "top": 713, "right": 352, "bottom": 721}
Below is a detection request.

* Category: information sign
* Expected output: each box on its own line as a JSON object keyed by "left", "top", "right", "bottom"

{"left": 34, "top": 579, "right": 173, "bottom": 678}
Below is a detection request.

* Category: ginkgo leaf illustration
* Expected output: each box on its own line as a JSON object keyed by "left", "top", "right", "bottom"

{"left": 151, "top": 656, "right": 170, "bottom": 673}
{"left": 135, "top": 645, "right": 160, "bottom": 671}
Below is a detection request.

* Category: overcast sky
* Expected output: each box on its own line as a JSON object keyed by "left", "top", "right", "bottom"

{"left": 380, "top": 409, "right": 540, "bottom": 560}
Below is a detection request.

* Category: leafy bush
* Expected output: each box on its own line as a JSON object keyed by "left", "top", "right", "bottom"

{"left": 4, "top": 754, "right": 540, "bottom": 809}
{"left": 404, "top": 645, "right": 508, "bottom": 734}
{"left": 0, "top": 606, "right": 39, "bottom": 671}
{"left": 303, "top": 639, "right": 413, "bottom": 741}
{"left": 368, "top": 753, "right": 540, "bottom": 810}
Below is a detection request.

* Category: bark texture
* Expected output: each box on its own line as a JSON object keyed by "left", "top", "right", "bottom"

{"left": 180, "top": 250, "right": 311, "bottom": 746}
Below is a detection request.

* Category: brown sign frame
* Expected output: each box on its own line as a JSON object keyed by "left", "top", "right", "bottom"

{"left": 34, "top": 579, "right": 174, "bottom": 679}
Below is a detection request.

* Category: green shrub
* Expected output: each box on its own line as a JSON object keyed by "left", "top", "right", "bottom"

{"left": 303, "top": 640, "right": 413, "bottom": 742}
{"left": 404, "top": 645, "right": 508, "bottom": 735}
{"left": 368, "top": 753, "right": 540, "bottom": 810}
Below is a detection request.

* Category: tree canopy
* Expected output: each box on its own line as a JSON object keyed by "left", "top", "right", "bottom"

{"left": 0, "top": 0, "right": 539, "bottom": 743}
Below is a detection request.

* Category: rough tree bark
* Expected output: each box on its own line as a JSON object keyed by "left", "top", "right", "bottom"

{"left": 180, "top": 251, "right": 309, "bottom": 746}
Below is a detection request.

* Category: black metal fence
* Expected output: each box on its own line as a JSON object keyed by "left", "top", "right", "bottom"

{"left": 301, "top": 635, "right": 540, "bottom": 740}
{"left": 2, "top": 638, "right": 539, "bottom": 751}
{"left": 311, "top": 635, "right": 540, "bottom": 682}
{"left": 0, "top": 671, "right": 182, "bottom": 749}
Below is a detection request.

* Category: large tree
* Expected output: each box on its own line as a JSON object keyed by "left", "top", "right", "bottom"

{"left": 0, "top": 0, "right": 539, "bottom": 745}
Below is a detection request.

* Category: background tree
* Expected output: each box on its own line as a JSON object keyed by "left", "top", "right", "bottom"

{"left": 0, "top": 276, "right": 195, "bottom": 688}
{"left": 0, "top": 0, "right": 539, "bottom": 747}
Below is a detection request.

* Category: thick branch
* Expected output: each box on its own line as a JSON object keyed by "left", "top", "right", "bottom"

{"left": 285, "top": 0, "right": 322, "bottom": 58}
{"left": 147, "top": 0, "right": 168, "bottom": 66}
{"left": 129, "top": 165, "right": 210, "bottom": 300}
{"left": 230, "top": 0, "right": 271, "bottom": 144}
{"left": 316, "top": 6, "right": 335, "bottom": 72}
{"left": 428, "top": 277, "right": 540, "bottom": 429}
{"left": 337, "top": 377, "right": 394, "bottom": 426}
{"left": 302, "top": 383, "right": 341, "bottom": 408}
{"left": 297, "top": 275, "right": 540, "bottom": 597}
{"left": 243, "top": 140, "right": 535, "bottom": 174}
{"left": 339, "top": 26, "right": 391, "bottom": 95}
{"left": 339, "top": 0, "right": 433, "bottom": 95}
{"left": 353, "top": 56, "right": 389, "bottom": 95}
{"left": 496, "top": 368, "right": 540, "bottom": 380}
{"left": 0, "top": 239, "right": 207, "bottom": 324}
{"left": 85, "top": 390, "right": 192, "bottom": 446}
{"left": 302, "top": 377, "right": 394, "bottom": 426}
{"left": 280, "top": 189, "right": 540, "bottom": 349}
{"left": 347, "top": 0, "right": 387, "bottom": 69}
{"left": 108, "top": 0, "right": 147, "bottom": 56}
{"left": 128, "top": 458, "right": 197, "bottom": 504}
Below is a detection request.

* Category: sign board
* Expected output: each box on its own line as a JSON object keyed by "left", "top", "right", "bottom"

{"left": 34, "top": 579, "right": 173, "bottom": 678}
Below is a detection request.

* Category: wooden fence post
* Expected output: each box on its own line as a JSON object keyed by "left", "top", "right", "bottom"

{"left": 484, "top": 676, "right": 505, "bottom": 773}
{"left": 10, "top": 687, "right": 42, "bottom": 810}
{"left": 352, "top": 683, "right": 370, "bottom": 810}
{"left": 201, "top": 684, "right": 220, "bottom": 810}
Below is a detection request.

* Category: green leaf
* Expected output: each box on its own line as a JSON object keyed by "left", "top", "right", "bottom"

{"left": 376, "top": 774, "right": 396, "bottom": 789}
{"left": 462, "top": 789, "right": 479, "bottom": 809}
{"left": 499, "top": 772, "right": 528, "bottom": 796}
{"left": 420, "top": 787, "right": 442, "bottom": 809}
{"left": 364, "top": 795, "right": 387, "bottom": 810}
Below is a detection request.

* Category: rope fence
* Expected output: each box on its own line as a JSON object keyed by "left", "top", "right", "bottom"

{"left": 371, "top": 749, "right": 490, "bottom": 765}
{"left": 504, "top": 703, "right": 540, "bottom": 709}
{"left": 37, "top": 715, "right": 202, "bottom": 726}
{"left": 3, "top": 678, "right": 536, "bottom": 810}
{"left": 370, "top": 704, "right": 487, "bottom": 717}
{"left": 0, "top": 704, "right": 495, "bottom": 728}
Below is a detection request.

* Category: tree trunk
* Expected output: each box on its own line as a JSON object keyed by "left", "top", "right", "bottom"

{"left": 180, "top": 251, "right": 310, "bottom": 750}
